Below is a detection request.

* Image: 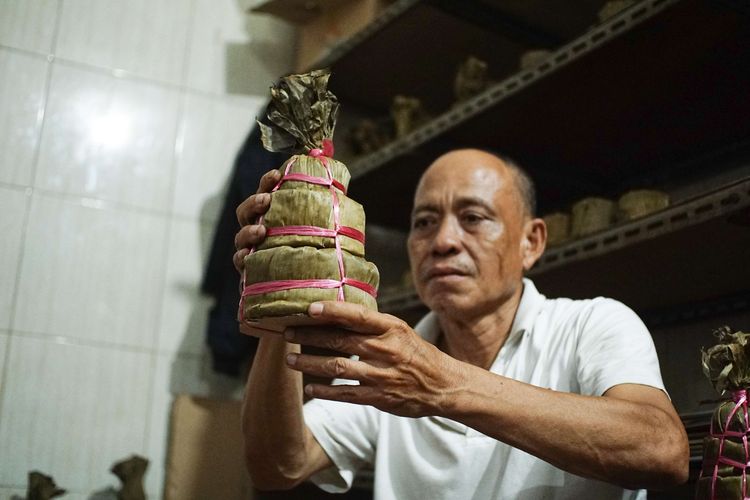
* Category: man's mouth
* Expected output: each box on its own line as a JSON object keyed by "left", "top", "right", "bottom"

{"left": 424, "top": 266, "right": 470, "bottom": 280}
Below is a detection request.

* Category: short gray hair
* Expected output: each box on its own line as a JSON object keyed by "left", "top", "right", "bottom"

{"left": 487, "top": 151, "right": 537, "bottom": 218}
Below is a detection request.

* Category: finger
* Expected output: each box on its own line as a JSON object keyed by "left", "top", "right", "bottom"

{"left": 234, "top": 224, "right": 267, "bottom": 251}
{"left": 285, "top": 327, "right": 374, "bottom": 357}
{"left": 239, "top": 322, "right": 269, "bottom": 338}
{"left": 306, "top": 301, "right": 401, "bottom": 335}
{"left": 233, "top": 248, "right": 250, "bottom": 273}
{"left": 286, "top": 353, "right": 378, "bottom": 382}
{"left": 236, "top": 192, "right": 272, "bottom": 227}
{"left": 257, "top": 169, "right": 282, "bottom": 194}
{"left": 303, "top": 382, "right": 378, "bottom": 405}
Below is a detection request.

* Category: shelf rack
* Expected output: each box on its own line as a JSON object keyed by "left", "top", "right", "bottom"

{"left": 331, "top": 0, "right": 750, "bottom": 230}
{"left": 347, "top": 0, "right": 681, "bottom": 180}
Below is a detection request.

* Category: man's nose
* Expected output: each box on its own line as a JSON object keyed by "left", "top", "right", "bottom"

{"left": 431, "top": 217, "right": 462, "bottom": 256}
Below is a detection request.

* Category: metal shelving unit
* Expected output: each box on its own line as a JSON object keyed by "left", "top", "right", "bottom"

{"left": 347, "top": 0, "right": 681, "bottom": 180}
{"left": 334, "top": 0, "right": 750, "bottom": 230}
{"left": 534, "top": 178, "right": 750, "bottom": 272}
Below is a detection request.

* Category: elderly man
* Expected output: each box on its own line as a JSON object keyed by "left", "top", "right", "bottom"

{"left": 234, "top": 149, "right": 689, "bottom": 499}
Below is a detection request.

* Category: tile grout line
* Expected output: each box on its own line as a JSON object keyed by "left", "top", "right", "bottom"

{"left": 0, "top": 44, "right": 270, "bottom": 105}
{"left": 0, "top": 182, "right": 221, "bottom": 227}
{"left": 0, "top": 0, "right": 65, "bottom": 424}
{"left": 50, "top": 0, "right": 64, "bottom": 56}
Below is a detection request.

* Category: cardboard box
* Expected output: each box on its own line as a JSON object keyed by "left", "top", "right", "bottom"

{"left": 251, "top": 0, "right": 392, "bottom": 71}
{"left": 296, "top": 0, "right": 391, "bottom": 71}
{"left": 165, "top": 395, "right": 253, "bottom": 500}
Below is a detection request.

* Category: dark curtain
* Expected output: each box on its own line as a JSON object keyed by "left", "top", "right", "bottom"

{"left": 201, "top": 123, "right": 286, "bottom": 376}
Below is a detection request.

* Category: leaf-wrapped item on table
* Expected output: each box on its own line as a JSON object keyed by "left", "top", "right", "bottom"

{"left": 239, "top": 70, "right": 380, "bottom": 331}
{"left": 697, "top": 327, "right": 750, "bottom": 500}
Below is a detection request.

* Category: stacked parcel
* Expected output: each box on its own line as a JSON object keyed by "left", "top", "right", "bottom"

{"left": 239, "top": 70, "right": 380, "bottom": 330}
{"left": 697, "top": 327, "right": 750, "bottom": 499}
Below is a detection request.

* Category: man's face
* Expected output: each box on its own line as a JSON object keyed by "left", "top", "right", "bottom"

{"left": 406, "top": 151, "right": 527, "bottom": 318}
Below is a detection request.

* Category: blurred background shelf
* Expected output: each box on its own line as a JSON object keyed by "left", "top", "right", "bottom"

{"left": 335, "top": 0, "right": 750, "bottom": 230}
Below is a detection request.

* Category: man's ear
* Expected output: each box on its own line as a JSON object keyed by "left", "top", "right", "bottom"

{"left": 522, "top": 218, "right": 547, "bottom": 271}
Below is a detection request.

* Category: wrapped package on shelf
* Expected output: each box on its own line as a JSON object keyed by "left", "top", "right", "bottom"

{"left": 542, "top": 212, "right": 571, "bottom": 246}
{"left": 697, "top": 327, "right": 750, "bottom": 500}
{"left": 617, "top": 189, "right": 670, "bottom": 221}
{"left": 570, "top": 197, "right": 615, "bottom": 237}
{"left": 239, "top": 69, "right": 380, "bottom": 332}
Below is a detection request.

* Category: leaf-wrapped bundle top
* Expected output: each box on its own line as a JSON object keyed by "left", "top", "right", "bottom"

{"left": 258, "top": 69, "right": 339, "bottom": 155}
{"left": 702, "top": 326, "right": 750, "bottom": 395}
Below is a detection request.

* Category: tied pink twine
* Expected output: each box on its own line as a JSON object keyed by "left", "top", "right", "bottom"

{"left": 702, "top": 389, "right": 750, "bottom": 499}
{"left": 239, "top": 140, "right": 376, "bottom": 322}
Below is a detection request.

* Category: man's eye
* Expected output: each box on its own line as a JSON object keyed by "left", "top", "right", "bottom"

{"left": 462, "top": 213, "right": 484, "bottom": 224}
{"left": 412, "top": 217, "right": 433, "bottom": 230}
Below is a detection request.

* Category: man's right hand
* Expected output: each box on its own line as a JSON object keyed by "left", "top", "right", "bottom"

{"left": 233, "top": 169, "right": 281, "bottom": 275}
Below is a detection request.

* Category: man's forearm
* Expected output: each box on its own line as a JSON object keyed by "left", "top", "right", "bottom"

{"left": 446, "top": 365, "right": 689, "bottom": 490}
{"left": 242, "top": 335, "right": 323, "bottom": 489}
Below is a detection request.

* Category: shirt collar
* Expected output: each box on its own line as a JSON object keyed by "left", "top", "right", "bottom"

{"left": 413, "top": 278, "right": 546, "bottom": 345}
{"left": 508, "top": 277, "right": 545, "bottom": 342}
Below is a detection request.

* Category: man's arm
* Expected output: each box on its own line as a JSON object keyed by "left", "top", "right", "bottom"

{"left": 285, "top": 301, "right": 690, "bottom": 490}
{"left": 234, "top": 170, "right": 331, "bottom": 490}
{"left": 441, "top": 368, "right": 688, "bottom": 490}
{"left": 241, "top": 335, "right": 332, "bottom": 490}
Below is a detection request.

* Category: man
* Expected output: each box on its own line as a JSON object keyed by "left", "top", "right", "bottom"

{"left": 234, "top": 149, "right": 689, "bottom": 499}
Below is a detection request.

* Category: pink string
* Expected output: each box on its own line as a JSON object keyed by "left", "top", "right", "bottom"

{"left": 275, "top": 172, "right": 347, "bottom": 194}
{"left": 265, "top": 225, "right": 365, "bottom": 243}
{"left": 238, "top": 142, "right": 376, "bottom": 322}
{"left": 242, "top": 278, "right": 377, "bottom": 297}
{"left": 702, "top": 389, "right": 750, "bottom": 499}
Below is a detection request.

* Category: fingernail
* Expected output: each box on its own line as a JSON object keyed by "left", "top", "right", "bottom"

{"left": 259, "top": 193, "right": 270, "bottom": 204}
{"left": 309, "top": 303, "right": 324, "bottom": 316}
{"left": 284, "top": 328, "right": 295, "bottom": 340}
{"left": 304, "top": 385, "right": 314, "bottom": 396}
{"left": 286, "top": 353, "right": 297, "bottom": 365}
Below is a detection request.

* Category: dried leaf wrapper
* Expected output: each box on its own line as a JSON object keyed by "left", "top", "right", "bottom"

{"left": 257, "top": 69, "right": 339, "bottom": 154}
{"left": 240, "top": 70, "right": 379, "bottom": 327}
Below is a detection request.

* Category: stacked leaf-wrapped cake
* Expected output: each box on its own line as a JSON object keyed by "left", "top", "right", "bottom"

{"left": 697, "top": 327, "right": 750, "bottom": 499}
{"left": 239, "top": 70, "right": 379, "bottom": 330}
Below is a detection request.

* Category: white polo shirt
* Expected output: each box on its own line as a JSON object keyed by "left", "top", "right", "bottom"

{"left": 303, "top": 279, "right": 664, "bottom": 499}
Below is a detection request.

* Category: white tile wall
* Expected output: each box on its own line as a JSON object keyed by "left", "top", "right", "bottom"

{"left": 0, "top": 488, "right": 92, "bottom": 500}
{"left": 0, "top": 188, "right": 29, "bottom": 329}
{"left": 0, "top": 486, "right": 27, "bottom": 499}
{"left": 13, "top": 194, "right": 168, "bottom": 348}
{"left": 145, "top": 351, "right": 244, "bottom": 495}
{"left": 0, "top": 0, "right": 293, "bottom": 495}
{"left": 0, "top": 49, "right": 49, "bottom": 187}
{"left": 173, "top": 92, "right": 264, "bottom": 222}
{"left": 185, "top": 0, "right": 295, "bottom": 95}
{"left": 157, "top": 218, "right": 215, "bottom": 355}
{"left": 0, "top": 0, "right": 59, "bottom": 55}
{"left": 34, "top": 63, "right": 181, "bottom": 212}
{"left": 55, "top": 0, "right": 192, "bottom": 85}
{"left": 0, "top": 334, "right": 153, "bottom": 493}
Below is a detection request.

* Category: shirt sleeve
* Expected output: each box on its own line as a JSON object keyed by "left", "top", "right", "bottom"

{"left": 575, "top": 297, "right": 666, "bottom": 397}
{"left": 303, "top": 397, "right": 380, "bottom": 493}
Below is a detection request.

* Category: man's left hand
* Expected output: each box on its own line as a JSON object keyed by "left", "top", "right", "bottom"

{"left": 283, "top": 301, "right": 463, "bottom": 418}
